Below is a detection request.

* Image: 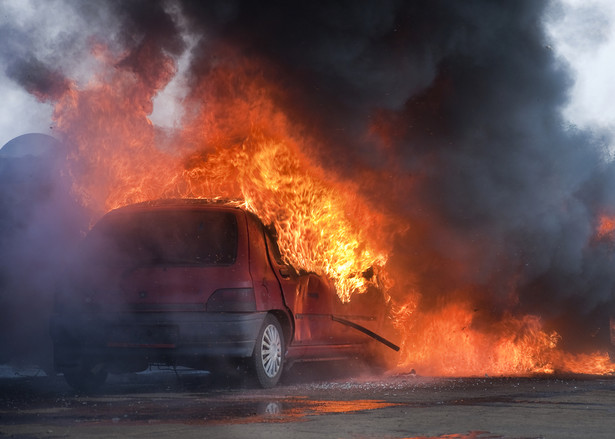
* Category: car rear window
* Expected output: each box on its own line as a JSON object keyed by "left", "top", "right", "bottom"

{"left": 86, "top": 209, "right": 238, "bottom": 266}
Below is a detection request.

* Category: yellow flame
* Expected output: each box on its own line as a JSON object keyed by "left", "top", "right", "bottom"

{"left": 177, "top": 136, "right": 388, "bottom": 301}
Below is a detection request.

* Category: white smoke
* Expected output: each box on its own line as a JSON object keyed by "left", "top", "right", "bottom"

{"left": 0, "top": 0, "right": 123, "bottom": 147}
{"left": 546, "top": 0, "right": 615, "bottom": 136}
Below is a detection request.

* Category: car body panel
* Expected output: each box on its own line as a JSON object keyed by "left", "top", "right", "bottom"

{"left": 50, "top": 199, "right": 387, "bottom": 381}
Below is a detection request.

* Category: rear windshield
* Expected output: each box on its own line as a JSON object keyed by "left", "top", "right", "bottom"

{"left": 85, "top": 209, "right": 238, "bottom": 267}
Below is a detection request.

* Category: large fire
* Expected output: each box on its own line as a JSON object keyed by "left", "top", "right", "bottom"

{"left": 49, "top": 40, "right": 615, "bottom": 377}
{"left": 53, "top": 45, "right": 389, "bottom": 301}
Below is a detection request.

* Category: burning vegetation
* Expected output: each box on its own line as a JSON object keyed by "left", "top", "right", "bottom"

{"left": 3, "top": 0, "right": 615, "bottom": 377}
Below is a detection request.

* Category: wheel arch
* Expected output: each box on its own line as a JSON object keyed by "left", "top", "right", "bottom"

{"left": 269, "top": 309, "right": 294, "bottom": 348}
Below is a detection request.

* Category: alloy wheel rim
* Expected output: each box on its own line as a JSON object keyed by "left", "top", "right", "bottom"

{"left": 261, "top": 324, "right": 282, "bottom": 378}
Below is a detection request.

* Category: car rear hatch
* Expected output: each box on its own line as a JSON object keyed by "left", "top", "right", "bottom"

{"left": 82, "top": 205, "right": 253, "bottom": 312}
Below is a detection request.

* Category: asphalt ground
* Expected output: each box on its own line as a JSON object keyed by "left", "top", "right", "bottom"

{"left": 1, "top": 363, "right": 614, "bottom": 439}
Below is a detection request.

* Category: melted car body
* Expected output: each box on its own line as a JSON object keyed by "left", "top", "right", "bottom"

{"left": 51, "top": 199, "right": 389, "bottom": 390}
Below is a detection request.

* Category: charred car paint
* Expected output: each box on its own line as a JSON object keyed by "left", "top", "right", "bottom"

{"left": 50, "top": 199, "right": 390, "bottom": 391}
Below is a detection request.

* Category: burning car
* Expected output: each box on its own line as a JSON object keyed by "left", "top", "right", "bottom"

{"left": 50, "top": 199, "right": 394, "bottom": 391}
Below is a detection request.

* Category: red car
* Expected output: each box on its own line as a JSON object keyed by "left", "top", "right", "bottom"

{"left": 50, "top": 199, "right": 394, "bottom": 390}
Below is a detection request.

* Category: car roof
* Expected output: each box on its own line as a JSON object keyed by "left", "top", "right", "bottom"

{"left": 106, "top": 198, "right": 246, "bottom": 215}
{"left": 97, "top": 199, "right": 275, "bottom": 237}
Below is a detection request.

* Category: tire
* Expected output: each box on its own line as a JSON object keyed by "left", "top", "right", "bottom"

{"left": 63, "top": 361, "right": 108, "bottom": 393}
{"left": 251, "top": 314, "right": 285, "bottom": 388}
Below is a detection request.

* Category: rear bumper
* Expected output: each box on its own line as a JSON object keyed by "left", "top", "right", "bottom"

{"left": 50, "top": 311, "right": 267, "bottom": 371}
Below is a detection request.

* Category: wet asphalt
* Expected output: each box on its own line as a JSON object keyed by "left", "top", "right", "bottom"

{"left": 1, "top": 363, "right": 615, "bottom": 438}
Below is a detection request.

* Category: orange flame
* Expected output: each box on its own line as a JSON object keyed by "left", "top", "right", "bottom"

{"left": 392, "top": 297, "right": 615, "bottom": 376}
{"left": 174, "top": 136, "right": 390, "bottom": 300}
{"left": 53, "top": 45, "right": 389, "bottom": 301}
{"left": 597, "top": 214, "right": 615, "bottom": 239}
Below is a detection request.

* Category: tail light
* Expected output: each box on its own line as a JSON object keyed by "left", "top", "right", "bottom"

{"left": 206, "top": 288, "right": 256, "bottom": 312}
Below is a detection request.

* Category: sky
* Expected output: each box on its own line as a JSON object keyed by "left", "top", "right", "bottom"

{"left": 0, "top": 0, "right": 187, "bottom": 148}
{"left": 0, "top": 0, "right": 89, "bottom": 148}
{"left": 0, "top": 0, "right": 614, "bottom": 149}
{"left": 545, "top": 0, "right": 615, "bottom": 135}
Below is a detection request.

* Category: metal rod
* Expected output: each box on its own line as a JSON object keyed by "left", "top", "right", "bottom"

{"left": 331, "top": 315, "right": 400, "bottom": 352}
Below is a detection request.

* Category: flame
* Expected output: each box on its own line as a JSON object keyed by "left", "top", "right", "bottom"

{"left": 174, "top": 136, "right": 389, "bottom": 300}
{"left": 52, "top": 44, "right": 389, "bottom": 301}
{"left": 48, "top": 40, "right": 615, "bottom": 376}
{"left": 597, "top": 214, "right": 615, "bottom": 239}
{"left": 392, "top": 297, "right": 615, "bottom": 376}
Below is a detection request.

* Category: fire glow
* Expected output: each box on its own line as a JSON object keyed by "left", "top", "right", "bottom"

{"left": 48, "top": 37, "right": 615, "bottom": 377}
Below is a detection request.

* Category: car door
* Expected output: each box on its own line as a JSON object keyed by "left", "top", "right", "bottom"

{"left": 263, "top": 232, "right": 333, "bottom": 345}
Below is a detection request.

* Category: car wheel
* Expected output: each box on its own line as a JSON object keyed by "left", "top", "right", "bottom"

{"left": 63, "top": 361, "right": 108, "bottom": 393}
{"left": 252, "top": 314, "right": 285, "bottom": 388}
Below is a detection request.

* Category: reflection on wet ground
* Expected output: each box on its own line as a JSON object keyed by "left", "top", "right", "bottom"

{"left": 402, "top": 432, "right": 543, "bottom": 439}
{"left": 1, "top": 390, "right": 398, "bottom": 427}
{"left": 0, "top": 367, "right": 402, "bottom": 427}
